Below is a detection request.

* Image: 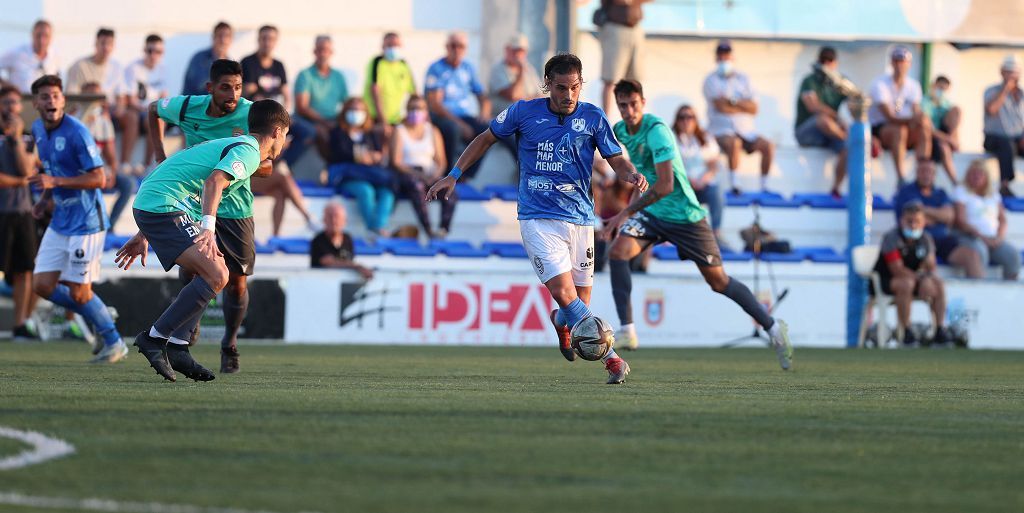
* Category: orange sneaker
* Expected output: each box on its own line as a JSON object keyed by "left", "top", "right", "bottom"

{"left": 550, "top": 310, "right": 576, "bottom": 362}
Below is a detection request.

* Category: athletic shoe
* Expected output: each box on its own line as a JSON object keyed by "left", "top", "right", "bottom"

{"left": 133, "top": 331, "right": 176, "bottom": 382}
{"left": 90, "top": 340, "right": 129, "bottom": 364}
{"left": 769, "top": 319, "right": 793, "bottom": 371}
{"left": 616, "top": 328, "right": 639, "bottom": 351}
{"left": 12, "top": 324, "right": 39, "bottom": 341}
{"left": 220, "top": 346, "right": 240, "bottom": 374}
{"left": 931, "top": 326, "right": 953, "bottom": 349}
{"left": 549, "top": 310, "right": 576, "bottom": 362}
{"left": 901, "top": 328, "right": 920, "bottom": 348}
{"left": 605, "top": 357, "right": 630, "bottom": 384}
{"left": 165, "top": 344, "right": 216, "bottom": 382}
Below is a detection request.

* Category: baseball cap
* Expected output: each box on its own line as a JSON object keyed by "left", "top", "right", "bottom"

{"left": 715, "top": 39, "right": 732, "bottom": 54}
{"left": 891, "top": 46, "right": 912, "bottom": 61}
{"left": 1002, "top": 54, "right": 1021, "bottom": 72}
{"left": 506, "top": 33, "right": 528, "bottom": 50}
{"left": 901, "top": 199, "right": 924, "bottom": 215}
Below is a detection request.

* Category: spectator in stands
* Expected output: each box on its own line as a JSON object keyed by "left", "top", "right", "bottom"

{"left": 287, "top": 35, "right": 347, "bottom": 168}
{"left": 923, "top": 75, "right": 961, "bottom": 185}
{"left": 672, "top": 104, "right": 725, "bottom": 244}
{"left": 868, "top": 46, "right": 931, "bottom": 187}
{"left": 795, "top": 46, "right": 849, "bottom": 198}
{"left": 0, "top": 19, "right": 61, "bottom": 92}
{"left": 320, "top": 97, "right": 394, "bottom": 236}
{"left": 241, "top": 25, "right": 289, "bottom": 108}
{"left": 425, "top": 31, "right": 490, "bottom": 178}
{"left": 597, "top": 0, "right": 649, "bottom": 114}
{"left": 0, "top": 84, "right": 39, "bottom": 339}
{"left": 250, "top": 164, "right": 317, "bottom": 238}
{"left": 65, "top": 28, "right": 125, "bottom": 109}
{"left": 894, "top": 160, "right": 978, "bottom": 276}
{"left": 310, "top": 202, "right": 374, "bottom": 279}
{"left": 390, "top": 94, "right": 453, "bottom": 238}
{"left": 953, "top": 160, "right": 1020, "bottom": 280}
{"left": 982, "top": 55, "right": 1024, "bottom": 198}
{"left": 703, "top": 39, "right": 774, "bottom": 194}
{"left": 121, "top": 34, "right": 167, "bottom": 175}
{"left": 77, "top": 82, "right": 133, "bottom": 230}
{"left": 182, "top": 21, "right": 232, "bottom": 96}
{"left": 364, "top": 32, "right": 416, "bottom": 132}
{"left": 873, "top": 201, "right": 951, "bottom": 347}
{"left": 489, "top": 33, "right": 542, "bottom": 114}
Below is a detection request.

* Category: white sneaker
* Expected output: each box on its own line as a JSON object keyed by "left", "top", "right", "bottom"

{"left": 616, "top": 328, "right": 639, "bottom": 351}
{"left": 90, "top": 340, "right": 129, "bottom": 363}
{"left": 769, "top": 319, "right": 793, "bottom": 371}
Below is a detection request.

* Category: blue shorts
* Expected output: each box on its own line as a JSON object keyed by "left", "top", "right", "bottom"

{"left": 795, "top": 116, "right": 845, "bottom": 154}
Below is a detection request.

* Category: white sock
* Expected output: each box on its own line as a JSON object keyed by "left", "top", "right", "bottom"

{"left": 602, "top": 348, "right": 619, "bottom": 362}
{"left": 620, "top": 323, "right": 636, "bottom": 336}
{"left": 768, "top": 320, "right": 781, "bottom": 339}
{"left": 760, "top": 175, "right": 768, "bottom": 191}
{"left": 167, "top": 337, "right": 189, "bottom": 346}
{"left": 729, "top": 172, "right": 738, "bottom": 188}
{"left": 149, "top": 326, "right": 168, "bottom": 339}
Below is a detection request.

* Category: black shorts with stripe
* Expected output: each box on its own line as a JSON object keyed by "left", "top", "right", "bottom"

{"left": 215, "top": 217, "right": 255, "bottom": 276}
{"left": 619, "top": 212, "right": 722, "bottom": 267}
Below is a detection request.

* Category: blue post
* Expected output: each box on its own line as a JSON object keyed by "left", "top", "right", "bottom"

{"left": 846, "top": 109, "right": 871, "bottom": 348}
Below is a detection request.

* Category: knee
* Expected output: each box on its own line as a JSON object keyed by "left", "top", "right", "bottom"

{"left": 890, "top": 277, "right": 914, "bottom": 296}
{"left": 548, "top": 284, "right": 577, "bottom": 306}
{"left": 69, "top": 285, "right": 93, "bottom": 305}
{"left": 761, "top": 139, "right": 775, "bottom": 156}
{"left": 205, "top": 265, "right": 230, "bottom": 293}
{"left": 608, "top": 242, "right": 633, "bottom": 261}
{"left": 225, "top": 274, "right": 247, "bottom": 298}
{"left": 707, "top": 272, "right": 730, "bottom": 293}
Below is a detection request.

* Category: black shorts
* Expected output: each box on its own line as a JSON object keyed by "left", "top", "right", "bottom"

{"left": 216, "top": 217, "right": 255, "bottom": 276}
{"left": 134, "top": 209, "right": 202, "bottom": 272}
{"left": 620, "top": 212, "right": 722, "bottom": 267}
{"left": 0, "top": 212, "right": 37, "bottom": 275}
{"left": 871, "top": 276, "right": 921, "bottom": 297}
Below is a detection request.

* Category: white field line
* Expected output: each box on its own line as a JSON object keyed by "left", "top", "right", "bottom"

{"left": 0, "top": 492, "right": 324, "bottom": 513}
{"left": 0, "top": 426, "right": 75, "bottom": 470}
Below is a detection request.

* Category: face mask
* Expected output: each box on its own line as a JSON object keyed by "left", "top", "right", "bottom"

{"left": 716, "top": 61, "right": 733, "bottom": 76}
{"left": 346, "top": 110, "right": 367, "bottom": 126}
{"left": 408, "top": 110, "right": 427, "bottom": 124}
{"left": 933, "top": 88, "right": 945, "bottom": 101}
{"left": 384, "top": 47, "right": 400, "bottom": 61}
{"left": 902, "top": 227, "right": 924, "bottom": 240}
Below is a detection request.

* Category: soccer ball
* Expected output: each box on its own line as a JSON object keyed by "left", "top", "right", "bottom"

{"left": 570, "top": 316, "right": 614, "bottom": 361}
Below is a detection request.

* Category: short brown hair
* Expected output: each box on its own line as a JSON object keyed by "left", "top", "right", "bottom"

{"left": 613, "top": 79, "right": 643, "bottom": 99}
{"left": 248, "top": 99, "right": 291, "bottom": 135}
{"left": 30, "top": 75, "right": 62, "bottom": 95}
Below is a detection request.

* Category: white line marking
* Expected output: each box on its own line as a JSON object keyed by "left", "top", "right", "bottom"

{"left": 0, "top": 492, "right": 324, "bottom": 513}
{"left": 0, "top": 426, "right": 76, "bottom": 470}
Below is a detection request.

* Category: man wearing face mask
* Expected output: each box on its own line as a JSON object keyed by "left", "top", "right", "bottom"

{"left": 363, "top": 32, "right": 416, "bottom": 131}
{"left": 872, "top": 201, "right": 952, "bottom": 347}
{"left": 794, "top": 47, "right": 850, "bottom": 198}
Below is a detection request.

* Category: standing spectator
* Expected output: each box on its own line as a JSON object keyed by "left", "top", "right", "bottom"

{"left": 795, "top": 47, "right": 849, "bottom": 197}
{"left": 672, "top": 104, "right": 725, "bottom": 244}
{"left": 65, "top": 28, "right": 126, "bottom": 108}
{"left": 923, "top": 75, "right": 961, "bottom": 185}
{"left": 287, "top": 35, "right": 348, "bottom": 168}
{"left": 596, "top": 0, "right": 649, "bottom": 115}
{"left": 121, "top": 34, "right": 167, "bottom": 175}
{"left": 982, "top": 55, "right": 1024, "bottom": 197}
{"left": 0, "top": 19, "right": 61, "bottom": 92}
{"left": 0, "top": 84, "right": 39, "bottom": 339}
{"left": 241, "top": 25, "right": 289, "bottom": 108}
{"left": 363, "top": 32, "right": 416, "bottom": 130}
{"left": 390, "top": 95, "right": 453, "bottom": 238}
{"left": 868, "top": 46, "right": 931, "bottom": 187}
{"left": 182, "top": 21, "right": 232, "bottom": 96}
{"left": 489, "top": 33, "right": 542, "bottom": 114}
{"left": 425, "top": 31, "right": 490, "bottom": 178}
{"left": 310, "top": 202, "right": 374, "bottom": 278}
{"left": 953, "top": 160, "right": 1020, "bottom": 280}
{"left": 703, "top": 40, "right": 774, "bottom": 194}
{"left": 319, "top": 98, "right": 394, "bottom": 236}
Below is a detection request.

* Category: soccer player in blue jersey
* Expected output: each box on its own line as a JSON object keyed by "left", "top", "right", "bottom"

{"left": 427, "top": 54, "right": 648, "bottom": 384}
{"left": 26, "top": 75, "right": 127, "bottom": 363}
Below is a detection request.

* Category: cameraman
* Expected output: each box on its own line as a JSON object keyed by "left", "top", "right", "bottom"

{"left": 795, "top": 46, "right": 851, "bottom": 198}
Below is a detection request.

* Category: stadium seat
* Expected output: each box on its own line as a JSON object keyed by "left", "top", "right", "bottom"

{"left": 759, "top": 196, "right": 803, "bottom": 208}
{"left": 802, "top": 247, "right": 846, "bottom": 264}
{"left": 389, "top": 245, "right": 439, "bottom": 257}
{"left": 721, "top": 250, "right": 753, "bottom": 262}
{"left": 760, "top": 250, "right": 806, "bottom": 263}
{"left": 430, "top": 240, "right": 492, "bottom": 258}
{"left": 255, "top": 240, "right": 277, "bottom": 254}
{"left": 375, "top": 238, "right": 420, "bottom": 251}
{"left": 652, "top": 244, "right": 677, "bottom": 260}
{"left": 482, "top": 184, "right": 518, "bottom": 202}
{"left": 298, "top": 185, "right": 334, "bottom": 198}
{"left": 1004, "top": 197, "right": 1024, "bottom": 212}
{"left": 104, "top": 234, "right": 131, "bottom": 251}
{"left": 455, "top": 183, "right": 492, "bottom": 201}
{"left": 277, "top": 239, "right": 311, "bottom": 255}
{"left": 482, "top": 241, "right": 529, "bottom": 259}
{"left": 353, "top": 238, "right": 384, "bottom": 256}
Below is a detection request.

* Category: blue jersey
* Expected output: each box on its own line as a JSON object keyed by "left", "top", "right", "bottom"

{"left": 32, "top": 115, "right": 108, "bottom": 235}
{"left": 489, "top": 99, "right": 622, "bottom": 225}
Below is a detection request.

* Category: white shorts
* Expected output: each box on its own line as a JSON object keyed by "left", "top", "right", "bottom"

{"left": 520, "top": 219, "right": 595, "bottom": 287}
{"left": 34, "top": 228, "right": 105, "bottom": 284}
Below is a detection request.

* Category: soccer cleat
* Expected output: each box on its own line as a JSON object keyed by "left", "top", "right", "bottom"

{"left": 605, "top": 357, "right": 630, "bottom": 384}
{"left": 133, "top": 331, "right": 176, "bottom": 382}
{"left": 166, "top": 344, "right": 216, "bottom": 382}
{"left": 90, "top": 340, "right": 129, "bottom": 364}
{"left": 12, "top": 324, "right": 39, "bottom": 341}
{"left": 220, "top": 346, "right": 240, "bottom": 374}
{"left": 549, "top": 310, "right": 576, "bottom": 362}
{"left": 769, "top": 319, "right": 793, "bottom": 371}
{"left": 616, "top": 328, "right": 639, "bottom": 351}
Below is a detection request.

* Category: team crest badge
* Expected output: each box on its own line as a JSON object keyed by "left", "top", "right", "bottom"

{"left": 496, "top": 108, "right": 508, "bottom": 123}
{"left": 231, "top": 161, "right": 245, "bottom": 175}
{"left": 571, "top": 118, "right": 586, "bottom": 132}
{"left": 54, "top": 137, "right": 65, "bottom": 151}
{"left": 160, "top": 97, "right": 170, "bottom": 109}
{"left": 644, "top": 290, "right": 664, "bottom": 326}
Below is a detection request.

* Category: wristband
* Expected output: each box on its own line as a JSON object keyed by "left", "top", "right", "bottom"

{"left": 448, "top": 166, "right": 463, "bottom": 180}
{"left": 200, "top": 215, "right": 216, "bottom": 232}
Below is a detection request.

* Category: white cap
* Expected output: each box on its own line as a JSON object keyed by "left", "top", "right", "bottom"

{"left": 1002, "top": 54, "right": 1021, "bottom": 72}
{"left": 506, "top": 33, "right": 529, "bottom": 50}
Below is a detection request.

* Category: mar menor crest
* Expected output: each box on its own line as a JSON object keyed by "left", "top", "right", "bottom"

{"left": 54, "top": 136, "right": 65, "bottom": 151}
{"left": 571, "top": 118, "right": 586, "bottom": 133}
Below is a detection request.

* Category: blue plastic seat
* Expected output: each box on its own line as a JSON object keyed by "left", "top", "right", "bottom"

{"left": 430, "top": 240, "right": 492, "bottom": 258}
{"left": 721, "top": 250, "right": 753, "bottom": 262}
{"left": 455, "top": 183, "right": 491, "bottom": 201}
{"left": 760, "top": 250, "right": 806, "bottom": 263}
{"left": 652, "top": 244, "right": 678, "bottom": 261}
{"left": 353, "top": 238, "right": 384, "bottom": 256}
{"left": 482, "top": 242, "right": 529, "bottom": 259}
{"left": 482, "top": 184, "right": 518, "bottom": 202}
{"left": 104, "top": 234, "right": 131, "bottom": 251}
{"left": 277, "top": 239, "right": 311, "bottom": 255}
{"left": 255, "top": 240, "right": 277, "bottom": 254}
{"left": 298, "top": 185, "right": 334, "bottom": 198}
{"left": 389, "top": 245, "right": 439, "bottom": 257}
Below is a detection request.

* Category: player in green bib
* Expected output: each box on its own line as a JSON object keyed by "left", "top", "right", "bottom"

{"left": 117, "top": 100, "right": 291, "bottom": 382}
{"left": 603, "top": 79, "right": 793, "bottom": 370}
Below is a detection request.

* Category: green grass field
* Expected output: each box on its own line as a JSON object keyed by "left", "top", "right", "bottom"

{"left": 0, "top": 343, "right": 1022, "bottom": 513}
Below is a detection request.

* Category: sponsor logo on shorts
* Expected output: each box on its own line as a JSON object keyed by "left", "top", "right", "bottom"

{"left": 74, "top": 249, "right": 85, "bottom": 259}
{"left": 532, "top": 256, "right": 545, "bottom": 275}
{"left": 571, "top": 118, "right": 586, "bottom": 133}
{"left": 586, "top": 247, "right": 594, "bottom": 260}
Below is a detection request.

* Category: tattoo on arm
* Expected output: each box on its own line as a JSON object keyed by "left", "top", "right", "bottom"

{"left": 623, "top": 188, "right": 664, "bottom": 217}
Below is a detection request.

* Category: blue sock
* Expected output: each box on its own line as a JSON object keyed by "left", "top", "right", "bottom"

{"left": 48, "top": 284, "right": 120, "bottom": 346}
{"left": 559, "top": 298, "right": 592, "bottom": 329}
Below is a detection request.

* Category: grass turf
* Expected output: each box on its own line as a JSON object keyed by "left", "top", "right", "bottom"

{"left": 0, "top": 343, "right": 1021, "bottom": 513}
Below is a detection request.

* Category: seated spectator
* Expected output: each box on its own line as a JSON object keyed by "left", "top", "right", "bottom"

{"left": 121, "top": 34, "right": 167, "bottom": 175}
{"left": 672, "top": 104, "right": 725, "bottom": 244}
{"left": 364, "top": 32, "right": 416, "bottom": 132}
{"left": 0, "top": 19, "right": 61, "bottom": 92}
{"left": 873, "top": 201, "right": 951, "bottom": 347}
{"left": 923, "top": 75, "right": 961, "bottom": 184}
{"left": 489, "top": 33, "right": 542, "bottom": 114}
{"left": 77, "top": 82, "right": 134, "bottom": 230}
{"left": 287, "top": 35, "right": 348, "bottom": 168}
{"left": 894, "top": 160, "right": 978, "bottom": 275}
{"left": 320, "top": 98, "right": 394, "bottom": 236}
{"left": 241, "top": 25, "right": 289, "bottom": 107}
{"left": 703, "top": 39, "right": 774, "bottom": 194}
{"left": 795, "top": 46, "right": 849, "bottom": 197}
{"left": 953, "top": 160, "right": 1020, "bottom": 280}
{"left": 425, "top": 31, "right": 491, "bottom": 178}
{"left": 868, "top": 46, "right": 931, "bottom": 187}
{"left": 182, "top": 21, "right": 232, "bottom": 96}
{"left": 310, "top": 202, "right": 374, "bottom": 279}
{"left": 982, "top": 55, "right": 1024, "bottom": 197}
{"left": 249, "top": 162, "right": 316, "bottom": 237}
{"left": 390, "top": 95, "right": 454, "bottom": 238}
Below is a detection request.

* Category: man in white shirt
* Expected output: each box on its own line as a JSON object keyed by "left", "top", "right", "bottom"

{"left": 0, "top": 20, "right": 61, "bottom": 92}
{"left": 868, "top": 46, "right": 932, "bottom": 186}
{"left": 121, "top": 34, "right": 168, "bottom": 173}
{"left": 702, "top": 40, "right": 774, "bottom": 194}
{"left": 65, "top": 27, "right": 126, "bottom": 112}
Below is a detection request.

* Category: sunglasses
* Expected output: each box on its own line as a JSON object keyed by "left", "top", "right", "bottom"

{"left": 145, "top": 47, "right": 164, "bottom": 54}
{"left": 677, "top": 114, "right": 695, "bottom": 120}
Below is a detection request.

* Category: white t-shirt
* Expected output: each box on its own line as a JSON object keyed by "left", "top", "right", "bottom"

{"left": 702, "top": 70, "right": 757, "bottom": 138}
{"left": 65, "top": 56, "right": 125, "bottom": 104}
{"left": 124, "top": 58, "right": 168, "bottom": 106}
{"left": 953, "top": 185, "right": 1001, "bottom": 238}
{"left": 676, "top": 133, "right": 720, "bottom": 181}
{"left": 0, "top": 44, "right": 61, "bottom": 92}
{"left": 867, "top": 74, "right": 923, "bottom": 126}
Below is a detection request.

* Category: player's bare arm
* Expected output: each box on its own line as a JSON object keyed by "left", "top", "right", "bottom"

{"left": 601, "top": 160, "right": 670, "bottom": 240}
{"left": 148, "top": 101, "right": 168, "bottom": 162}
{"left": 28, "top": 166, "right": 105, "bottom": 190}
{"left": 606, "top": 153, "right": 648, "bottom": 192}
{"left": 426, "top": 129, "right": 498, "bottom": 201}
{"left": 196, "top": 170, "right": 234, "bottom": 259}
